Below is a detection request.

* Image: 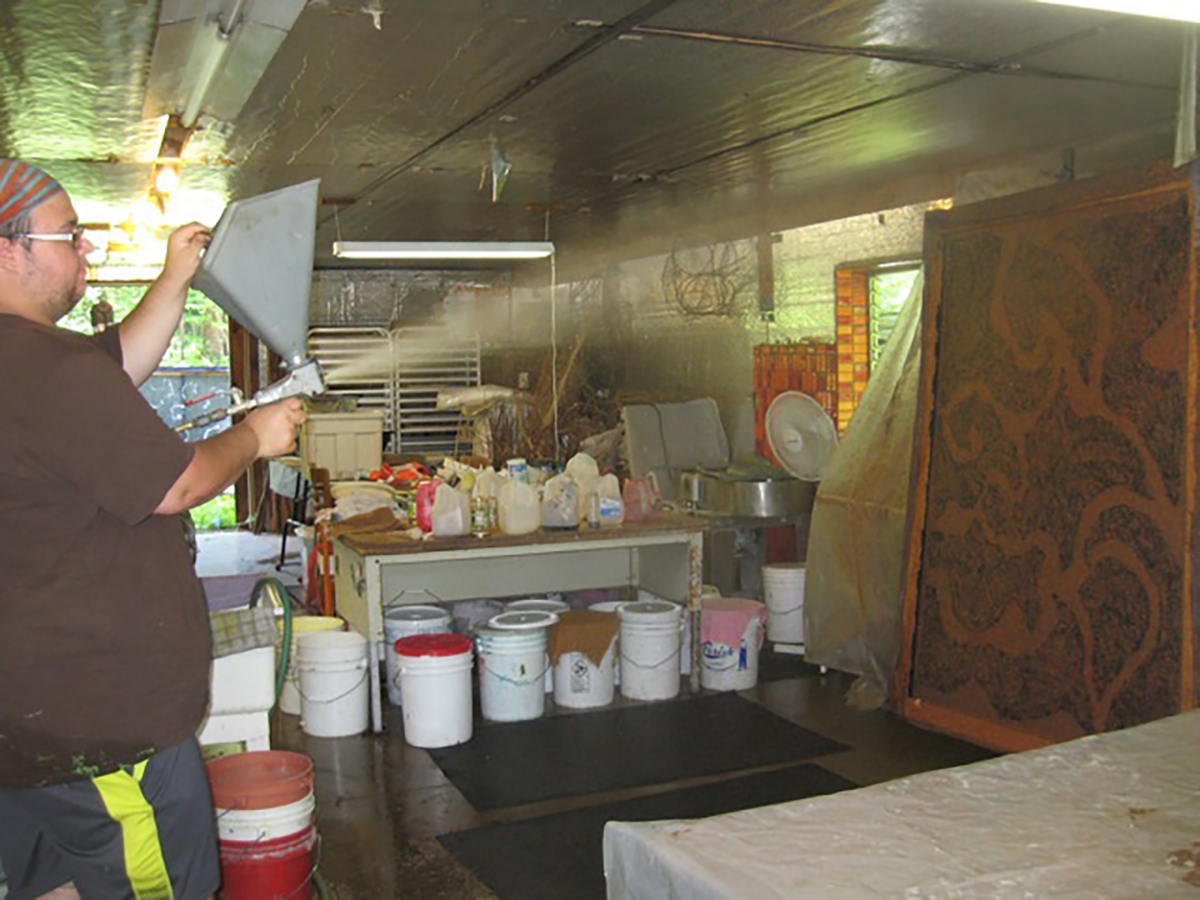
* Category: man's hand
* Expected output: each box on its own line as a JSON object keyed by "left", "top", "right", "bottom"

{"left": 245, "top": 398, "right": 308, "bottom": 459}
{"left": 162, "top": 223, "right": 212, "bottom": 284}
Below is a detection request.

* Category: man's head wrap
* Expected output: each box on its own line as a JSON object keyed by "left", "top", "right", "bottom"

{"left": 0, "top": 160, "right": 64, "bottom": 229}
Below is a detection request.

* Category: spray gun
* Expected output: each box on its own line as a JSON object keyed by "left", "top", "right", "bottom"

{"left": 175, "top": 359, "right": 324, "bottom": 433}
{"left": 179, "top": 179, "right": 325, "bottom": 434}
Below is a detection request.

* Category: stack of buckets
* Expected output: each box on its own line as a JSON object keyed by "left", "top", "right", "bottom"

{"left": 383, "top": 605, "right": 454, "bottom": 706}
{"left": 476, "top": 610, "right": 559, "bottom": 722}
{"left": 207, "top": 750, "right": 317, "bottom": 899}
{"left": 278, "top": 616, "right": 344, "bottom": 716}
{"left": 294, "top": 630, "right": 370, "bottom": 738}
{"left": 699, "top": 596, "right": 767, "bottom": 691}
{"left": 762, "top": 563, "right": 806, "bottom": 646}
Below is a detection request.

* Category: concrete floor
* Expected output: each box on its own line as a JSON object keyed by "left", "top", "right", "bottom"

{"left": 197, "top": 531, "right": 995, "bottom": 899}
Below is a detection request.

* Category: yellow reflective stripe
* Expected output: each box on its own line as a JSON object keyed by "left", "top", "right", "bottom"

{"left": 92, "top": 762, "right": 174, "bottom": 900}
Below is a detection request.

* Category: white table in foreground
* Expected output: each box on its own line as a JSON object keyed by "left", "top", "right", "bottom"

{"left": 334, "top": 515, "right": 706, "bottom": 733}
{"left": 603, "top": 710, "right": 1200, "bottom": 899}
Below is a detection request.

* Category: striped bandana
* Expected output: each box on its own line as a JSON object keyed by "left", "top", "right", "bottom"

{"left": 0, "top": 160, "right": 64, "bottom": 228}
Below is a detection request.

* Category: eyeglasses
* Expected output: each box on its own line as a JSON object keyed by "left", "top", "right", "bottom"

{"left": 21, "top": 226, "right": 87, "bottom": 249}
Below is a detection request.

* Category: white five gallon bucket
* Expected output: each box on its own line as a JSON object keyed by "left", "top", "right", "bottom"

{"left": 215, "top": 792, "right": 316, "bottom": 843}
{"left": 763, "top": 564, "right": 806, "bottom": 644}
{"left": 396, "top": 634, "right": 474, "bottom": 748}
{"left": 700, "top": 598, "right": 767, "bottom": 692}
{"left": 477, "top": 612, "right": 555, "bottom": 722}
{"left": 555, "top": 642, "right": 615, "bottom": 709}
{"left": 618, "top": 600, "right": 683, "bottom": 701}
{"left": 296, "top": 630, "right": 369, "bottom": 738}
{"left": 507, "top": 598, "right": 570, "bottom": 693}
{"left": 278, "top": 616, "right": 344, "bottom": 716}
{"left": 550, "top": 610, "right": 619, "bottom": 710}
{"left": 383, "top": 605, "right": 453, "bottom": 706}
{"left": 638, "top": 590, "right": 691, "bottom": 675}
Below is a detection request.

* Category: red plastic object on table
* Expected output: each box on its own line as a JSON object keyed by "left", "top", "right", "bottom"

{"left": 415, "top": 479, "right": 440, "bottom": 532}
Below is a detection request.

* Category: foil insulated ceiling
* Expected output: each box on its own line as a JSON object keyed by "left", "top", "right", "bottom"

{"left": 0, "top": 0, "right": 1186, "bottom": 273}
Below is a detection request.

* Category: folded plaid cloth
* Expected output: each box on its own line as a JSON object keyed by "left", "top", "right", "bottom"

{"left": 209, "top": 606, "right": 280, "bottom": 659}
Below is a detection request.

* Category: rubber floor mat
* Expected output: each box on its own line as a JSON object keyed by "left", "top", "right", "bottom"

{"left": 439, "top": 763, "right": 857, "bottom": 900}
{"left": 427, "top": 692, "right": 846, "bottom": 810}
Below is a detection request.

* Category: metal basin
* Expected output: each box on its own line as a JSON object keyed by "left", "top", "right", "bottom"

{"left": 679, "top": 469, "right": 816, "bottom": 518}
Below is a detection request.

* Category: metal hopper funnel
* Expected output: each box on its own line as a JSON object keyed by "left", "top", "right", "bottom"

{"left": 193, "top": 178, "right": 320, "bottom": 368}
{"left": 180, "top": 179, "right": 325, "bottom": 432}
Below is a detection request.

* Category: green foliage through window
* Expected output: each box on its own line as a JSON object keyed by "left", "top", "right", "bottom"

{"left": 869, "top": 267, "right": 920, "bottom": 367}
{"left": 191, "top": 492, "right": 238, "bottom": 531}
{"left": 60, "top": 285, "right": 229, "bottom": 369}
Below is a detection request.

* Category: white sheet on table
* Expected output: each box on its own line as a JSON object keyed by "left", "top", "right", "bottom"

{"left": 604, "top": 711, "right": 1200, "bottom": 899}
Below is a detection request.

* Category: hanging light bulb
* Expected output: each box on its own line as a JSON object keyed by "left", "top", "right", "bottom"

{"left": 154, "top": 161, "right": 181, "bottom": 196}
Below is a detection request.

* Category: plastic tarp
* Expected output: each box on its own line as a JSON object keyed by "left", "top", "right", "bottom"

{"left": 603, "top": 710, "right": 1200, "bottom": 899}
{"left": 803, "top": 274, "right": 923, "bottom": 705}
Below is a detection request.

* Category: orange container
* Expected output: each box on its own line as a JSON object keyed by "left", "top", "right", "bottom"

{"left": 206, "top": 751, "right": 314, "bottom": 811}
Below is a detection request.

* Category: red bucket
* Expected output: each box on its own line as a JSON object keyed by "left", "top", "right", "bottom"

{"left": 206, "top": 751, "right": 314, "bottom": 811}
{"left": 218, "top": 825, "right": 317, "bottom": 900}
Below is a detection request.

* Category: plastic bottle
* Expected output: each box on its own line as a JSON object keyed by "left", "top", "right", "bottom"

{"left": 415, "top": 479, "right": 440, "bottom": 532}
{"left": 597, "top": 473, "right": 624, "bottom": 527}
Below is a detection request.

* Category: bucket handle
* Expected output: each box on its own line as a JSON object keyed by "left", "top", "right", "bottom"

{"left": 384, "top": 588, "right": 446, "bottom": 608}
{"left": 702, "top": 657, "right": 740, "bottom": 673}
{"left": 295, "top": 663, "right": 370, "bottom": 705}
{"left": 619, "top": 647, "right": 681, "bottom": 671}
{"left": 480, "top": 658, "right": 552, "bottom": 687}
{"left": 216, "top": 821, "right": 322, "bottom": 890}
{"left": 767, "top": 601, "right": 804, "bottom": 615}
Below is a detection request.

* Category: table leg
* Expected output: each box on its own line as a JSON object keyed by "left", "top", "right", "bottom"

{"left": 688, "top": 531, "right": 703, "bottom": 692}
{"left": 370, "top": 639, "right": 384, "bottom": 734}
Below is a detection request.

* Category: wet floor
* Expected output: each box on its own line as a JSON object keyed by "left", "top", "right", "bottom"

{"left": 199, "top": 533, "right": 995, "bottom": 898}
{"left": 273, "top": 664, "right": 995, "bottom": 899}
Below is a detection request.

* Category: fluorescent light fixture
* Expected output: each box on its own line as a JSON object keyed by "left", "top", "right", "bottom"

{"left": 332, "top": 241, "right": 555, "bottom": 261}
{"left": 1034, "top": 0, "right": 1200, "bottom": 24}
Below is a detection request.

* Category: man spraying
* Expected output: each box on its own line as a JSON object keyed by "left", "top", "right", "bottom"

{"left": 0, "top": 159, "right": 305, "bottom": 900}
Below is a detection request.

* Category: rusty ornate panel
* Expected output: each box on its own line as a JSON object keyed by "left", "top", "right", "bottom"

{"left": 897, "top": 163, "right": 1198, "bottom": 751}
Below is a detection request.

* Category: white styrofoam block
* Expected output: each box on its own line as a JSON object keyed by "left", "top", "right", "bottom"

{"left": 208, "top": 646, "right": 276, "bottom": 715}
{"left": 198, "top": 711, "right": 271, "bottom": 751}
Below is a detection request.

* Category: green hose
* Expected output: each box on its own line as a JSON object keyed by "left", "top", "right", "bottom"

{"left": 249, "top": 577, "right": 296, "bottom": 707}
{"left": 249, "top": 577, "right": 331, "bottom": 898}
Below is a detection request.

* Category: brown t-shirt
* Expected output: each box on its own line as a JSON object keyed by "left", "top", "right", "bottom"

{"left": 0, "top": 314, "right": 211, "bottom": 788}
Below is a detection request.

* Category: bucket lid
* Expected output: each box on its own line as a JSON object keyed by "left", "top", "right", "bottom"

{"left": 487, "top": 610, "right": 559, "bottom": 631}
{"left": 385, "top": 605, "right": 451, "bottom": 623}
{"left": 396, "top": 633, "right": 472, "bottom": 657}
{"left": 206, "top": 750, "right": 314, "bottom": 811}
{"left": 588, "top": 601, "right": 626, "bottom": 614}
{"left": 507, "top": 598, "right": 570, "bottom": 613}
{"left": 617, "top": 600, "right": 682, "bottom": 624}
{"left": 296, "top": 630, "right": 366, "bottom": 650}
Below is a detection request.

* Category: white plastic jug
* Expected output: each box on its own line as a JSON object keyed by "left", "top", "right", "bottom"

{"left": 498, "top": 481, "right": 540, "bottom": 535}
{"left": 597, "top": 473, "right": 624, "bottom": 527}
{"left": 432, "top": 483, "right": 470, "bottom": 537}
{"left": 540, "top": 474, "right": 580, "bottom": 529}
